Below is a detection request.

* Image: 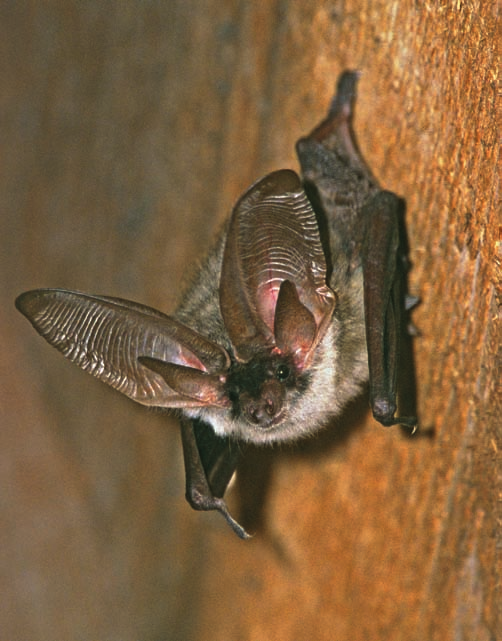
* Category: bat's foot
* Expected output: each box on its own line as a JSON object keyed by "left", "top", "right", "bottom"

{"left": 372, "top": 399, "right": 417, "bottom": 433}
{"left": 297, "top": 69, "right": 374, "bottom": 180}
{"left": 305, "top": 69, "right": 359, "bottom": 145}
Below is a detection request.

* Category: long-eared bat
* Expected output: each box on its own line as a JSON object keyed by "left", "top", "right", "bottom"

{"left": 16, "top": 71, "right": 416, "bottom": 539}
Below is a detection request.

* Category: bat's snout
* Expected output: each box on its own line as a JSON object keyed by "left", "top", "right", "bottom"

{"left": 241, "top": 380, "right": 285, "bottom": 428}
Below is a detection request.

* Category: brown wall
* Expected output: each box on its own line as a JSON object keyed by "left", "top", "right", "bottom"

{"left": 1, "top": 2, "right": 499, "bottom": 640}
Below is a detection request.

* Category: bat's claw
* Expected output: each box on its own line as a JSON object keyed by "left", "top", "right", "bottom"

{"left": 405, "top": 294, "right": 420, "bottom": 310}
{"left": 213, "top": 497, "right": 253, "bottom": 539}
{"left": 398, "top": 417, "right": 419, "bottom": 435}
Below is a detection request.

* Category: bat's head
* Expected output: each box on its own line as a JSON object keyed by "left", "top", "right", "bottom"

{"left": 141, "top": 171, "right": 337, "bottom": 443}
{"left": 157, "top": 170, "right": 337, "bottom": 443}
{"left": 200, "top": 332, "right": 335, "bottom": 444}
{"left": 15, "top": 171, "right": 337, "bottom": 446}
{"left": 225, "top": 352, "right": 303, "bottom": 429}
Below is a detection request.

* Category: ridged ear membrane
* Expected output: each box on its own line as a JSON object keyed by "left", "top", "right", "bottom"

{"left": 220, "top": 169, "right": 336, "bottom": 362}
{"left": 15, "top": 289, "right": 230, "bottom": 408}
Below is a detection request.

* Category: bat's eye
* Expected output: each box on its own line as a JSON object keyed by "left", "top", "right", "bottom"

{"left": 276, "top": 364, "right": 291, "bottom": 382}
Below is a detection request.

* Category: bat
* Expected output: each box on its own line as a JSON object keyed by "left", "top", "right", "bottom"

{"left": 16, "top": 71, "right": 416, "bottom": 539}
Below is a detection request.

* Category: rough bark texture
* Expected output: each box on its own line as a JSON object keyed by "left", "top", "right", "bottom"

{"left": 1, "top": 2, "right": 499, "bottom": 640}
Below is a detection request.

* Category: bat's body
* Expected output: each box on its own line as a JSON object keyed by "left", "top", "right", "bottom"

{"left": 16, "top": 72, "right": 416, "bottom": 538}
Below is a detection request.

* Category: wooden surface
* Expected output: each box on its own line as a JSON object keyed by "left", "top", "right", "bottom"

{"left": 1, "top": 2, "right": 499, "bottom": 640}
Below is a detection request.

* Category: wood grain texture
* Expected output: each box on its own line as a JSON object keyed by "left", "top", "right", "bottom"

{"left": 1, "top": 2, "right": 499, "bottom": 640}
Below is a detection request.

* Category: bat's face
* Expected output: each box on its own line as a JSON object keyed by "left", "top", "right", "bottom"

{"left": 225, "top": 352, "right": 305, "bottom": 429}
{"left": 185, "top": 323, "right": 340, "bottom": 445}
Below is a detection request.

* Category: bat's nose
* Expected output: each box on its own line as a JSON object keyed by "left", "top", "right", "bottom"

{"left": 246, "top": 396, "right": 278, "bottom": 425}
{"left": 242, "top": 380, "right": 284, "bottom": 428}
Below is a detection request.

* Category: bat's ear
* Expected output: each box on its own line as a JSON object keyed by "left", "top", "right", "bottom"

{"left": 220, "top": 170, "right": 336, "bottom": 367}
{"left": 15, "top": 289, "right": 230, "bottom": 409}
